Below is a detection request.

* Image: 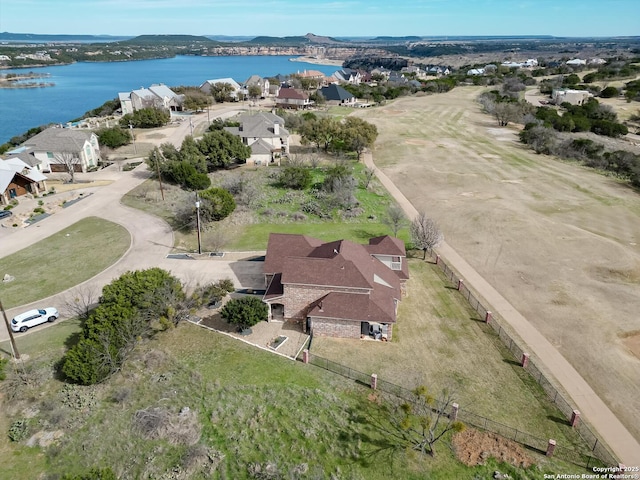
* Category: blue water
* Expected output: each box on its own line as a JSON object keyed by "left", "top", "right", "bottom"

{"left": 0, "top": 55, "right": 339, "bottom": 144}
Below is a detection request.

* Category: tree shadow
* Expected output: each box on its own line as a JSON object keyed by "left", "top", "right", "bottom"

{"left": 502, "top": 358, "right": 521, "bottom": 367}
{"left": 547, "top": 414, "right": 570, "bottom": 426}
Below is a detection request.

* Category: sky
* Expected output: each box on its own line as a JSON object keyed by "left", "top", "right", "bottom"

{"left": 0, "top": 0, "right": 638, "bottom": 38}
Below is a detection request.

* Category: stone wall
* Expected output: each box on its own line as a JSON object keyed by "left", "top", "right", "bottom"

{"left": 310, "top": 317, "right": 361, "bottom": 339}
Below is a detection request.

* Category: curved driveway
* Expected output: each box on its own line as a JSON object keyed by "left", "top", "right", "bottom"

{"left": 363, "top": 151, "right": 640, "bottom": 464}
{"left": 1, "top": 106, "right": 263, "bottom": 342}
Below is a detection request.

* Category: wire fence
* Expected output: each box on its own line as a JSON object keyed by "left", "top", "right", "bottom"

{"left": 428, "top": 250, "right": 619, "bottom": 467}
{"left": 302, "top": 350, "right": 608, "bottom": 469}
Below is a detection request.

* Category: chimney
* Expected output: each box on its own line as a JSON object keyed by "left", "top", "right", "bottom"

{"left": 274, "top": 123, "right": 280, "bottom": 135}
{"left": 318, "top": 301, "right": 323, "bottom": 312}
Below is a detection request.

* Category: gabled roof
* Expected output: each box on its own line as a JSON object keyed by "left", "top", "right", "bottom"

{"left": 201, "top": 77, "right": 242, "bottom": 90}
{"left": 366, "top": 235, "right": 406, "bottom": 256}
{"left": 263, "top": 233, "right": 406, "bottom": 324}
{"left": 5, "top": 150, "right": 40, "bottom": 168}
{"left": 0, "top": 158, "right": 46, "bottom": 192}
{"left": 296, "top": 69, "right": 325, "bottom": 78}
{"left": 250, "top": 138, "right": 277, "bottom": 155}
{"left": 276, "top": 87, "right": 309, "bottom": 100}
{"left": 23, "top": 127, "right": 95, "bottom": 153}
{"left": 319, "top": 84, "right": 355, "bottom": 101}
{"left": 245, "top": 75, "right": 267, "bottom": 86}
{"left": 148, "top": 83, "right": 180, "bottom": 99}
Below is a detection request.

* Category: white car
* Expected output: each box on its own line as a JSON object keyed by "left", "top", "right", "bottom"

{"left": 11, "top": 307, "right": 59, "bottom": 333}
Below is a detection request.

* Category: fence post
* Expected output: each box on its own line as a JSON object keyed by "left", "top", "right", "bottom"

{"left": 450, "top": 403, "right": 459, "bottom": 421}
{"left": 546, "top": 439, "right": 556, "bottom": 457}
{"left": 435, "top": 254, "right": 440, "bottom": 265}
{"left": 457, "top": 278, "right": 464, "bottom": 291}
{"left": 302, "top": 349, "right": 309, "bottom": 364}
{"left": 370, "top": 373, "right": 378, "bottom": 390}
{"left": 570, "top": 410, "right": 581, "bottom": 428}
{"left": 485, "top": 311, "right": 492, "bottom": 324}
{"left": 521, "top": 353, "right": 529, "bottom": 368}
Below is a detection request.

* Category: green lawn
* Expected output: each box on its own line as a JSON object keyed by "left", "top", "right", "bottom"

{"left": 0, "top": 321, "right": 583, "bottom": 480}
{"left": 123, "top": 163, "right": 411, "bottom": 252}
{"left": 0, "top": 217, "right": 130, "bottom": 308}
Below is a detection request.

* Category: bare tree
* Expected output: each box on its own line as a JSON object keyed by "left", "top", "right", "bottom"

{"left": 383, "top": 386, "right": 465, "bottom": 457}
{"left": 362, "top": 167, "right": 376, "bottom": 189}
{"left": 410, "top": 212, "right": 443, "bottom": 259}
{"left": 63, "top": 285, "right": 99, "bottom": 320}
{"left": 382, "top": 204, "right": 406, "bottom": 237}
{"left": 52, "top": 151, "right": 80, "bottom": 183}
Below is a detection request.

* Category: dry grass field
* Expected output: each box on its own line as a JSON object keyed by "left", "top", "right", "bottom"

{"left": 352, "top": 87, "right": 640, "bottom": 443}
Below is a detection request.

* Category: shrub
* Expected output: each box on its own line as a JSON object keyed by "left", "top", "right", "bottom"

{"left": 0, "top": 357, "right": 7, "bottom": 381}
{"left": 600, "top": 86, "right": 619, "bottom": 98}
{"left": 278, "top": 165, "right": 312, "bottom": 190}
{"left": 220, "top": 296, "right": 268, "bottom": 331}
{"left": 8, "top": 419, "right": 29, "bottom": 442}
{"left": 166, "top": 161, "right": 211, "bottom": 190}
{"left": 198, "top": 187, "right": 236, "bottom": 222}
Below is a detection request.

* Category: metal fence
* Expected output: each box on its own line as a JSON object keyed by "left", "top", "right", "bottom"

{"left": 428, "top": 251, "right": 619, "bottom": 467}
{"left": 302, "top": 350, "right": 607, "bottom": 468}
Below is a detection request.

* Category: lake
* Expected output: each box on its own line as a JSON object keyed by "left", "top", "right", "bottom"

{"left": 0, "top": 55, "right": 339, "bottom": 144}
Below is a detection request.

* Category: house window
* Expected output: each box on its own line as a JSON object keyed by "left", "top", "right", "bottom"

{"left": 47, "top": 152, "right": 53, "bottom": 158}
{"left": 391, "top": 256, "right": 401, "bottom": 270}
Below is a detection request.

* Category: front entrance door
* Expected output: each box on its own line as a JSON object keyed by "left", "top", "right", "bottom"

{"left": 9, "top": 188, "right": 17, "bottom": 198}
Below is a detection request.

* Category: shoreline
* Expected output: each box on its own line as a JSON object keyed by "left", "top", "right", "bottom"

{"left": 289, "top": 56, "right": 344, "bottom": 67}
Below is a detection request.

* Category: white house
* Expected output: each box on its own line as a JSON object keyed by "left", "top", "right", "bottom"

{"left": 552, "top": 88, "right": 593, "bottom": 106}
{"left": 21, "top": 128, "right": 100, "bottom": 173}
{"left": 200, "top": 77, "right": 243, "bottom": 100}
{"left": 225, "top": 112, "right": 289, "bottom": 166}
{"left": 118, "top": 84, "right": 184, "bottom": 114}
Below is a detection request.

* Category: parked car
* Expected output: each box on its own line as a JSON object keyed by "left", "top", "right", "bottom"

{"left": 11, "top": 307, "right": 59, "bottom": 333}
{"left": 0, "top": 210, "right": 12, "bottom": 219}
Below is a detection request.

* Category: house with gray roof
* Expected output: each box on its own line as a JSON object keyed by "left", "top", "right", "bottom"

{"left": 118, "top": 83, "right": 184, "bottom": 114}
{"left": 262, "top": 233, "right": 408, "bottom": 340}
{"left": 318, "top": 84, "right": 356, "bottom": 106}
{"left": 21, "top": 127, "right": 100, "bottom": 173}
{"left": 244, "top": 75, "right": 270, "bottom": 98}
{"left": 332, "top": 68, "right": 362, "bottom": 85}
{"left": 200, "top": 77, "right": 243, "bottom": 100}
{"left": 225, "top": 112, "right": 289, "bottom": 166}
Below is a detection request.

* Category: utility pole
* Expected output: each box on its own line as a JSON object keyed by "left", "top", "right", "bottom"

{"left": 195, "top": 192, "right": 202, "bottom": 255}
{"left": 129, "top": 122, "right": 137, "bottom": 155}
{"left": 0, "top": 299, "right": 20, "bottom": 360}
{"left": 189, "top": 117, "right": 194, "bottom": 137}
{"left": 154, "top": 150, "right": 165, "bottom": 201}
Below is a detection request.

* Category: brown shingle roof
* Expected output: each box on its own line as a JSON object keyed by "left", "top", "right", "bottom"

{"left": 308, "top": 291, "right": 395, "bottom": 323}
{"left": 276, "top": 87, "right": 309, "bottom": 100}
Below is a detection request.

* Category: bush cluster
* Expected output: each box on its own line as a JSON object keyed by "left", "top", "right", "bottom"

{"left": 61, "top": 268, "right": 184, "bottom": 385}
{"left": 520, "top": 125, "right": 640, "bottom": 187}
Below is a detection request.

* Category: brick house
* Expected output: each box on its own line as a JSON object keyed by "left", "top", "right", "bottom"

{"left": 275, "top": 87, "right": 312, "bottom": 110}
{"left": 262, "top": 234, "right": 409, "bottom": 341}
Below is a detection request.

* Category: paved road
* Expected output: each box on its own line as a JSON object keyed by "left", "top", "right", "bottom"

{"left": 363, "top": 151, "right": 640, "bottom": 464}
{"left": 0, "top": 107, "right": 263, "bottom": 343}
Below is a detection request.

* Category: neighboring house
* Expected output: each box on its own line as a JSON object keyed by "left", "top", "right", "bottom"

{"left": 467, "top": 68, "right": 485, "bottom": 76}
{"left": 225, "top": 112, "right": 289, "bottom": 166}
{"left": 22, "top": 128, "right": 100, "bottom": 173}
{"left": 199, "top": 77, "right": 243, "bottom": 100}
{"left": 552, "top": 88, "right": 593, "bottom": 106}
{"left": 244, "top": 75, "right": 270, "bottom": 98}
{"left": 332, "top": 68, "right": 362, "bottom": 85}
{"left": 319, "top": 84, "right": 356, "bottom": 106}
{"left": 275, "top": 87, "right": 312, "bottom": 109}
{"left": 262, "top": 234, "right": 409, "bottom": 340}
{"left": 0, "top": 158, "right": 48, "bottom": 205}
{"left": 118, "top": 83, "right": 184, "bottom": 114}
{"left": 566, "top": 58, "right": 587, "bottom": 66}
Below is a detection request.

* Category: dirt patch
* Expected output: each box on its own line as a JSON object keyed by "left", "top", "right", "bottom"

{"left": 589, "top": 265, "right": 640, "bottom": 284}
{"left": 452, "top": 428, "right": 534, "bottom": 468}
{"left": 620, "top": 331, "right": 640, "bottom": 360}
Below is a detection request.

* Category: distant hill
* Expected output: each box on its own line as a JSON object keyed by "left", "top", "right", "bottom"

{"left": 117, "top": 34, "right": 220, "bottom": 46}
{"left": 245, "top": 33, "right": 344, "bottom": 46}
{"left": 0, "top": 32, "right": 131, "bottom": 43}
{"left": 369, "top": 36, "right": 423, "bottom": 42}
